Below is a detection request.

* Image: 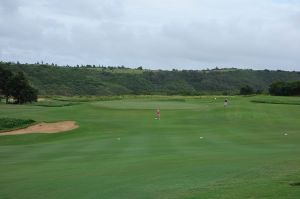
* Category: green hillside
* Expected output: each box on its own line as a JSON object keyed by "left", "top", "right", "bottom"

{"left": 2, "top": 62, "right": 300, "bottom": 96}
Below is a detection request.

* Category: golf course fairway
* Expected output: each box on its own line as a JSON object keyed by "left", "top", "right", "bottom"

{"left": 0, "top": 96, "right": 300, "bottom": 199}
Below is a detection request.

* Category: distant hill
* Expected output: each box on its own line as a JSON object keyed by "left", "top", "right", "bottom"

{"left": 1, "top": 62, "right": 300, "bottom": 96}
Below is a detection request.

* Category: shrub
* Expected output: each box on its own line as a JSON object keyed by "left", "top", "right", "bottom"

{"left": 0, "top": 118, "right": 35, "bottom": 131}
{"left": 240, "top": 85, "right": 254, "bottom": 95}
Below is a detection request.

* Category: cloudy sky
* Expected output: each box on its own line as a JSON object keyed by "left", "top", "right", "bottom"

{"left": 0, "top": 0, "right": 299, "bottom": 70}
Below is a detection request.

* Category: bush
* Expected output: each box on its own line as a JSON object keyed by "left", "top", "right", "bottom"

{"left": 240, "top": 85, "right": 254, "bottom": 95}
{"left": 0, "top": 118, "right": 35, "bottom": 131}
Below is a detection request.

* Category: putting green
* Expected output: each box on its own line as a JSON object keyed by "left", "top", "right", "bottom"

{"left": 0, "top": 96, "right": 300, "bottom": 199}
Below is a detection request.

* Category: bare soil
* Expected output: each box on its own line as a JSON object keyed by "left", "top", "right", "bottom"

{"left": 0, "top": 121, "right": 79, "bottom": 136}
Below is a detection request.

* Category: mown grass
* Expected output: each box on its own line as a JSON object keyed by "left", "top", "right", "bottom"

{"left": 0, "top": 95, "right": 299, "bottom": 199}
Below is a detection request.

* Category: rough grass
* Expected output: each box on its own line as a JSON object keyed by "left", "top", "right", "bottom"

{"left": 0, "top": 118, "right": 35, "bottom": 132}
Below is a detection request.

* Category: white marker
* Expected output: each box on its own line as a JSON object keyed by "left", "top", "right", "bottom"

{"left": 200, "top": 137, "right": 204, "bottom": 139}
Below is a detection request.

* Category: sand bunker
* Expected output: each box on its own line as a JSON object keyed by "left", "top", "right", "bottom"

{"left": 0, "top": 121, "right": 79, "bottom": 136}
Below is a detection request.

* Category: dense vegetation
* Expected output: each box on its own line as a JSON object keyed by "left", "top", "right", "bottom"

{"left": 269, "top": 81, "right": 300, "bottom": 96}
{"left": 0, "top": 65, "right": 38, "bottom": 104}
{"left": 239, "top": 85, "right": 255, "bottom": 95}
{"left": 0, "top": 118, "right": 35, "bottom": 132}
{"left": 1, "top": 61, "right": 300, "bottom": 96}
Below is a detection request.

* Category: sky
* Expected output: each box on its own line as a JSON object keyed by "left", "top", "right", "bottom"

{"left": 0, "top": 0, "right": 299, "bottom": 70}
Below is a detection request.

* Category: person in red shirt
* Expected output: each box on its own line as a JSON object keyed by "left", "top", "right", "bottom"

{"left": 156, "top": 108, "right": 160, "bottom": 120}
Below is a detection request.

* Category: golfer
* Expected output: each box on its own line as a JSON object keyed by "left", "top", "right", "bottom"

{"left": 224, "top": 99, "right": 228, "bottom": 107}
{"left": 156, "top": 108, "right": 161, "bottom": 120}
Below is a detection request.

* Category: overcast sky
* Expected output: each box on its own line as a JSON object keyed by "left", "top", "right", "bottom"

{"left": 0, "top": 0, "right": 299, "bottom": 70}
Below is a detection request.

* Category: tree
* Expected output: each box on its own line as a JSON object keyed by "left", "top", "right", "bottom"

{"left": 19, "top": 86, "right": 38, "bottom": 104}
{"left": 8, "top": 72, "right": 38, "bottom": 104}
{"left": 240, "top": 85, "right": 254, "bottom": 95}
{"left": 269, "top": 81, "right": 300, "bottom": 96}
{"left": 0, "top": 66, "right": 13, "bottom": 103}
{"left": 269, "top": 81, "right": 285, "bottom": 96}
{"left": 255, "top": 89, "right": 263, "bottom": 94}
{"left": 9, "top": 72, "right": 27, "bottom": 104}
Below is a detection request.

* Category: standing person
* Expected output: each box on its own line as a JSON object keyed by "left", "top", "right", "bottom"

{"left": 224, "top": 98, "right": 228, "bottom": 107}
{"left": 156, "top": 108, "right": 161, "bottom": 120}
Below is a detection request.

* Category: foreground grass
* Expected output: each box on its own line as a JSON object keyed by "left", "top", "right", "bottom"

{"left": 0, "top": 96, "right": 299, "bottom": 199}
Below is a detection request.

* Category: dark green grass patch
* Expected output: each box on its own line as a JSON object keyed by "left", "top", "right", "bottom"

{"left": 251, "top": 100, "right": 300, "bottom": 105}
{"left": 52, "top": 96, "right": 123, "bottom": 102}
{"left": 290, "top": 182, "right": 300, "bottom": 186}
{"left": 33, "top": 100, "right": 79, "bottom": 107}
{"left": 0, "top": 118, "right": 35, "bottom": 132}
{"left": 251, "top": 96, "right": 300, "bottom": 105}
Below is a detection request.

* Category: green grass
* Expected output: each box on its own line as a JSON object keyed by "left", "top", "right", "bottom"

{"left": 0, "top": 118, "right": 35, "bottom": 132}
{"left": 0, "top": 95, "right": 300, "bottom": 199}
{"left": 33, "top": 100, "right": 79, "bottom": 107}
{"left": 251, "top": 95, "right": 300, "bottom": 105}
{"left": 52, "top": 95, "right": 124, "bottom": 102}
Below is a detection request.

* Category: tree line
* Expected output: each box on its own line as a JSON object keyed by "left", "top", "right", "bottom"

{"left": 240, "top": 81, "right": 300, "bottom": 96}
{"left": 0, "top": 66, "right": 38, "bottom": 104}
{"left": 269, "top": 81, "right": 300, "bottom": 96}
{"left": 1, "top": 61, "right": 300, "bottom": 96}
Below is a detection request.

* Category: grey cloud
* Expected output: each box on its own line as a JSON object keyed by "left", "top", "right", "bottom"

{"left": 0, "top": 0, "right": 299, "bottom": 70}
{"left": 0, "top": 0, "right": 20, "bottom": 14}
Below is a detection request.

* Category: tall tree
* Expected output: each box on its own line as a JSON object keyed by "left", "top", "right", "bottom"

{"left": 9, "top": 72, "right": 37, "bottom": 104}
{"left": 0, "top": 66, "right": 13, "bottom": 103}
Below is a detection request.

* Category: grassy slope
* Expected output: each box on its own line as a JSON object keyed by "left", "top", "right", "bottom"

{"left": 3, "top": 63, "right": 300, "bottom": 95}
{"left": 0, "top": 96, "right": 300, "bottom": 199}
